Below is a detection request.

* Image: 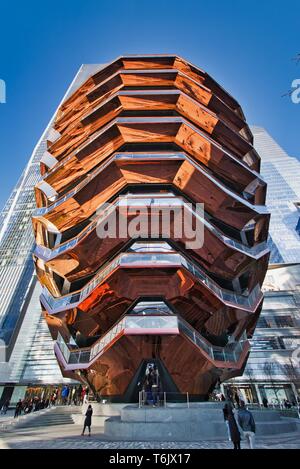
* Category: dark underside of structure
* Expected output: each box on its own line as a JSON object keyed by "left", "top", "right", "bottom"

{"left": 32, "top": 55, "right": 269, "bottom": 402}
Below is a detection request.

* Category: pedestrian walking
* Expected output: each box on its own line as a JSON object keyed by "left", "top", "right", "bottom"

{"left": 1, "top": 399, "right": 10, "bottom": 414}
{"left": 14, "top": 399, "right": 22, "bottom": 418}
{"left": 234, "top": 390, "right": 240, "bottom": 408}
{"left": 223, "top": 403, "right": 232, "bottom": 441}
{"left": 227, "top": 405, "right": 241, "bottom": 449}
{"left": 81, "top": 404, "right": 93, "bottom": 436}
{"left": 237, "top": 401, "right": 256, "bottom": 449}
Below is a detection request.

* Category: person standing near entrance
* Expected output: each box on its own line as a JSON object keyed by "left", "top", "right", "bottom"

{"left": 237, "top": 401, "right": 256, "bottom": 449}
{"left": 81, "top": 404, "right": 93, "bottom": 436}
{"left": 61, "top": 385, "right": 69, "bottom": 405}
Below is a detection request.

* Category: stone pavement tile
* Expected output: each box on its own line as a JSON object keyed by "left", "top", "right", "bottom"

{"left": 5, "top": 437, "right": 300, "bottom": 449}
{"left": 1, "top": 421, "right": 300, "bottom": 449}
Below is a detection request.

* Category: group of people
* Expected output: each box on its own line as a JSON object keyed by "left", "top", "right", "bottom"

{"left": 141, "top": 364, "right": 161, "bottom": 407}
{"left": 55, "top": 385, "right": 89, "bottom": 406}
{"left": 14, "top": 396, "right": 52, "bottom": 417}
{"left": 0, "top": 385, "right": 91, "bottom": 419}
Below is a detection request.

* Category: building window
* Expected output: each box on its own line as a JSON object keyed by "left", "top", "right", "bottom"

{"left": 251, "top": 337, "right": 282, "bottom": 350}
{"left": 256, "top": 317, "right": 270, "bottom": 328}
{"left": 274, "top": 316, "right": 294, "bottom": 328}
{"left": 263, "top": 295, "right": 295, "bottom": 309}
{"left": 281, "top": 337, "right": 300, "bottom": 350}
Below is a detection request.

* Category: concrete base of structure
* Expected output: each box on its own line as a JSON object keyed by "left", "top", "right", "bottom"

{"left": 102, "top": 402, "right": 299, "bottom": 441}
{"left": 72, "top": 403, "right": 127, "bottom": 426}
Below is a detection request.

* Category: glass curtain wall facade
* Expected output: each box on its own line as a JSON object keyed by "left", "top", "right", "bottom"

{"left": 229, "top": 127, "right": 300, "bottom": 403}
{"left": 251, "top": 126, "right": 300, "bottom": 264}
{"left": 229, "top": 264, "right": 300, "bottom": 404}
{"left": 0, "top": 64, "right": 106, "bottom": 404}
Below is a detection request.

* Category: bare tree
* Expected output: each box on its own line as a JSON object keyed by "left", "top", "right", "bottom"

{"left": 263, "top": 362, "right": 280, "bottom": 404}
{"left": 282, "top": 358, "right": 300, "bottom": 401}
{"left": 244, "top": 366, "right": 256, "bottom": 403}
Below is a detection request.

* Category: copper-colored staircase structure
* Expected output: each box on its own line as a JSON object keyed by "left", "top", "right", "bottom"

{"left": 32, "top": 55, "right": 270, "bottom": 401}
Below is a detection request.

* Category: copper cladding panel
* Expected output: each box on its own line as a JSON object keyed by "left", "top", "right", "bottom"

{"left": 37, "top": 205, "right": 269, "bottom": 300}
{"left": 33, "top": 54, "right": 270, "bottom": 399}
{"left": 79, "top": 333, "right": 249, "bottom": 397}
{"left": 50, "top": 91, "right": 255, "bottom": 165}
{"left": 40, "top": 119, "right": 261, "bottom": 200}
{"left": 45, "top": 267, "right": 258, "bottom": 340}
{"left": 55, "top": 56, "right": 246, "bottom": 131}
{"left": 34, "top": 157, "right": 267, "bottom": 236}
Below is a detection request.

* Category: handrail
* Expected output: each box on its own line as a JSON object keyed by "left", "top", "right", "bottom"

{"left": 34, "top": 150, "right": 266, "bottom": 218}
{"left": 56, "top": 315, "right": 249, "bottom": 367}
{"left": 41, "top": 116, "right": 263, "bottom": 186}
{"left": 41, "top": 251, "right": 262, "bottom": 314}
{"left": 178, "top": 316, "right": 248, "bottom": 362}
{"left": 33, "top": 193, "right": 268, "bottom": 261}
{"left": 57, "top": 315, "right": 179, "bottom": 365}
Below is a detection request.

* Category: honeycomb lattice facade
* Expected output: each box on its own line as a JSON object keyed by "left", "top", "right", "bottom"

{"left": 32, "top": 55, "right": 270, "bottom": 401}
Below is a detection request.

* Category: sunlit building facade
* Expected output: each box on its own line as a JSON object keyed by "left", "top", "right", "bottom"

{"left": 228, "top": 127, "right": 300, "bottom": 403}
{"left": 229, "top": 264, "right": 300, "bottom": 403}
{"left": 252, "top": 126, "right": 300, "bottom": 264}
{"left": 0, "top": 64, "right": 105, "bottom": 405}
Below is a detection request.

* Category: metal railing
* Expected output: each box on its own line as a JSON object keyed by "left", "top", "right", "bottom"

{"left": 138, "top": 391, "right": 190, "bottom": 408}
{"left": 178, "top": 316, "right": 248, "bottom": 363}
{"left": 56, "top": 315, "right": 248, "bottom": 368}
{"left": 38, "top": 116, "right": 265, "bottom": 188}
{"left": 57, "top": 315, "right": 179, "bottom": 366}
{"left": 34, "top": 192, "right": 268, "bottom": 261}
{"left": 41, "top": 252, "right": 262, "bottom": 314}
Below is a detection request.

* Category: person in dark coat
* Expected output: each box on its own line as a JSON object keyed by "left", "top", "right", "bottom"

{"left": 81, "top": 404, "right": 93, "bottom": 436}
{"left": 227, "top": 406, "right": 241, "bottom": 449}
{"left": 234, "top": 391, "right": 240, "bottom": 408}
{"left": 237, "top": 401, "right": 256, "bottom": 449}
{"left": 14, "top": 399, "right": 23, "bottom": 418}
{"left": 223, "top": 403, "right": 231, "bottom": 441}
{"left": 1, "top": 399, "right": 10, "bottom": 414}
{"left": 226, "top": 387, "right": 234, "bottom": 406}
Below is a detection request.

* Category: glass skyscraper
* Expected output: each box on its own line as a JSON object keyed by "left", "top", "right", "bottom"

{"left": 226, "top": 126, "right": 300, "bottom": 403}
{"left": 0, "top": 64, "right": 105, "bottom": 403}
{"left": 251, "top": 126, "right": 300, "bottom": 264}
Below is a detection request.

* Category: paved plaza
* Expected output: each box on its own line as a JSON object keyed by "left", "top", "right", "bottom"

{"left": 0, "top": 411, "right": 299, "bottom": 449}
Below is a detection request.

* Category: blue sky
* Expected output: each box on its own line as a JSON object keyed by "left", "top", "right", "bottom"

{"left": 0, "top": 0, "right": 299, "bottom": 209}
